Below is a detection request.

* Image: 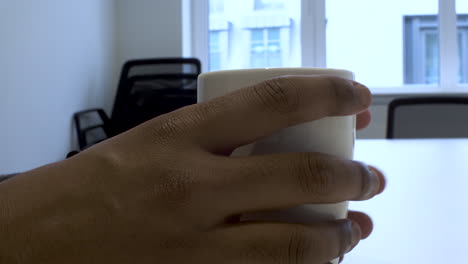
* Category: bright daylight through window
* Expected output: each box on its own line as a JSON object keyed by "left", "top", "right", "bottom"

{"left": 208, "top": 0, "right": 301, "bottom": 71}
{"left": 199, "top": 0, "right": 468, "bottom": 91}
{"left": 457, "top": 0, "right": 468, "bottom": 84}
{"left": 327, "top": 0, "right": 441, "bottom": 87}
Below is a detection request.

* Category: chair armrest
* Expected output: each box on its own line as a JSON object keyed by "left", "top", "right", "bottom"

{"left": 73, "top": 108, "right": 111, "bottom": 150}
{"left": 0, "top": 174, "right": 19, "bottom": 183}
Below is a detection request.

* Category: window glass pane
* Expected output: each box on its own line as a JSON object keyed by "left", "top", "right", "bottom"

{"left": 267, "top": 28, "right": 280, "bottom": 40}
{"left": 209, "top": 31, "right": 221, "bottom": 71}
{"left": 457, "top": 1, "right": 468, "bottom": 84}
{"left": 250, "top": 29, "right": 267, "bottom": 67}
{"left": 249, "top": 28, "right": 283, "bottom": 68}
{"left": 424, "top": 31, "right": 439, "bottom": 84}
{"left": 209, "top": 0, "right": 300, "bottom": 71}
{"left": 326, "top": 0, "right": 439, "bottom": 87}
{"left": 210, "top": 0, "right": 224, "bottom": 14}
{"left": 252, "top": 29, "right": 264, "bottom": 42}
{"left": 254, "top": 0, "right": 285, "bottom": 11}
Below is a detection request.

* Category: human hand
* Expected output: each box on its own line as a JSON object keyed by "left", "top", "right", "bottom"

{"left": 0, "top": 76, "right": 385, "bottom": 264}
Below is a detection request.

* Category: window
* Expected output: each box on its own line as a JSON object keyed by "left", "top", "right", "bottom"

{"left": 457, "top": 1, "right": 468, "bottom": 84}
{"left": 209, "top": 0, "right": 224, "bottom": 13}
{"left": 189, "top": 0, "right": 468, "bottom": 92}
{"left": 254, "top": 0, "right": 285, "bottom": 11}
{"left": 326, "top": 0, "right": 441, "bottom": 88}
{"left": 460, "top": 29, "right": 468, "bottom": 82}
{"left": 209, "top": 31, "right": 222, "bottom": 71}
{"left": 404, "top": 15, "right": 468, "bottom": 84}
{"left": 250, "top": 28, "right": 282, "bottom": 68}
{"left": 205, "top": 0, "right": 299, "bottom": 70}
{"left": 208, "top": 0, "right": 230, "bottom": 71}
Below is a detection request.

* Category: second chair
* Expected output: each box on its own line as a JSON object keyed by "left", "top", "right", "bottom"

{"left": 386, "top": 97, "right": 468, "bottom": 139}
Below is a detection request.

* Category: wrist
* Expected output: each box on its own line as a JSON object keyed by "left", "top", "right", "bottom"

{"left": 0, "top": 163, "right": 72, "bottom": 263}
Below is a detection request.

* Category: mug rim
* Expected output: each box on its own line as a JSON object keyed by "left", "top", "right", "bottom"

{"left": 199, "top": 67, "right": 353, "bottom": 78}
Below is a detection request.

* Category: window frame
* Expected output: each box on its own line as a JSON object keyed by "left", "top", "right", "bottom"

{"left": 254, "top": 0, "right": 286, "bottom": 11}
{"left": 208, "top": 31, "right": 222, "bottom": 71}
{"left": 457, "top": 22, "right": 468, "bottom": 82}
{"left": 404, "top": 14, "right": 468, "bottom": 85}
{"left": 404, "top": 15, "right": 440, "bottom": 85}
{"left": 186, "top": 0, "right": 467, "bottom": 93}
{"left": 249, "top": 27, "right": 283, "bottom": 68}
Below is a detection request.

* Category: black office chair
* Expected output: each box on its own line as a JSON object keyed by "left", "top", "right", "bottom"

{"left": 386, "top": 97, "right": 468, "bottom": 139}
{"left": 73, "top": 58, "right": 201, "bottom": 150}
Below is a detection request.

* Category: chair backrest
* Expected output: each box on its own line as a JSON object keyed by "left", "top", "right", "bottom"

{"left": 387, "top": 97, "right": 468, "bottom": 139}
{"left": 121, "top": 58, "right": 201, "bottom": 79}
{"left": 110, "top": 59, "right": 200, "bottom": 135}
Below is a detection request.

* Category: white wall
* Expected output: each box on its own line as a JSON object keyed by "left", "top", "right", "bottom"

{"left": 0, "top": 0, "right": 117, "bottom": 173}
{"left": 116, "top": 0, "right": 184, "bottom": 65}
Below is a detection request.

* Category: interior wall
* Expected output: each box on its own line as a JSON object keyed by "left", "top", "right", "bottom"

{"left": 115, "top": 0, "right": 184, "bottom": 65}
{"left": 0, "top": 0, "right": 118, "bottom": 173}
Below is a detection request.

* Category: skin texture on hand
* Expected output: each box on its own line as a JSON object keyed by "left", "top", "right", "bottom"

{"left": 0, "top": 76, "right": 386, "bottom": 264}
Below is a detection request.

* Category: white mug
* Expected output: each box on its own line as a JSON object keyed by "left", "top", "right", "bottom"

{"left": 198, "top": 68, "right": 356, "bottom": 264}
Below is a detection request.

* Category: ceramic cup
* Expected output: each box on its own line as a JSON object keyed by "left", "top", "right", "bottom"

{"left": 198, "top": 68, "right": 356, "bottom": 264}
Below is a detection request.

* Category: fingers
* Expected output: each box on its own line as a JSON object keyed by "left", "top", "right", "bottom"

{"left": 347, "top": 211, "right": 374, "bottom": 239}
{"left": 370, "top": 166, "right": 386, "bottom": 195}
{"left": 206, "top": 153, "right": 385, "bottom": 215}
{"left": 216, "top": 219, "right": 361, "bottom": 264}
{"left": 356, "top": 110, "right": 372, "bottom": 130}
{"left": 334, "top": 211, "right": 373, "bottom": 263}
{"left": 187, "top": 76, "right": 371, "bottom": 153}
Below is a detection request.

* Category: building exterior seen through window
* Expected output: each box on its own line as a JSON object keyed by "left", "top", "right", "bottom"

{"left": 404, "top": 14, "right": 468, "bottom": 84}
{"left": 209, "top": 0, "right": 224, "bottom": 13}
{"left": 250, "top": 28, "right": 282, "bottom": 68}
{"left": 208, "top": 0, "right": 468, "bottom": 87}
{"left": 458, "top": 0, "right": 468, "bottom": 84}
{"left": 208, "top": 0, "right": 300, "bottom": 71}
{"left": 209, "top": 31, "right": 222, "bottom": 71}
{"left": 254, "top": 0, "right": 285, "bottom": 10}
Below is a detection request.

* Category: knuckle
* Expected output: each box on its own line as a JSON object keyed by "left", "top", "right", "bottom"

{"left": 286, "top": 227, "right": 310, "bottom": 264}
{"left": 153, "top": 167, "right": 198, "bottom": 208}
{"left": 243, "top": 228, "right": 310, "bottom": 264}
{"left": 150, "top": 112, "right": 188, "bottom": 140}
{"left": 243, "top": 238, "right": 283, "bottom": 263}
{"left": 148, "top": 104, "right": 206, "bottom": 142}
{"left": 182, "top": 97, "right": 231, "bottom": 129}
{"left": 159, "top": 115, "right": 185, "bottom": 135}
{"left": 324, "top": 77, "right": 355, "bottom": 114}
{"left": 253, "top": 77, "right": 300, "bottom": 115}
{"left": 298, "top": 154, "right": 334, "bottom": 200}
{"left": 192, "top": 98, "right": 224, "bottom": 121}
{"left": 353, "top": 161, "right": 374, "bottom": 199}
{"left": 337, "top": 220, "right": 358, "bottom": 256}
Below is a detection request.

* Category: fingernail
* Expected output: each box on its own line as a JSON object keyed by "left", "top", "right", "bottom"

{"left": 353, "top": 82, "right": 371, "bottom": 107}
{"left": 370, "top": 166, "right": 386, "bottom": 195}
{"left": 345, "top": 221, "right": 361, "bottom": 253}
{"left": 360, "top": 165, "right": 381, "bottom": 200}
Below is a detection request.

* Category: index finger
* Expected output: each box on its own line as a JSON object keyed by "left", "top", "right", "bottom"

{"left": 189, "top": 76, "right": 371, "bottom": 153}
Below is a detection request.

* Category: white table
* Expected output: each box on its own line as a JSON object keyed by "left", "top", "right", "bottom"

{"left": 346, "top": 139, "right": 468, "bottom": 263}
